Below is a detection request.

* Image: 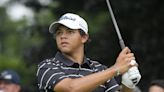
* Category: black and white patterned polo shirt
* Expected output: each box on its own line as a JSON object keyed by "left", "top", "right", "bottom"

{"left": 37, "top": 52, "right": 120, "bottom": 92}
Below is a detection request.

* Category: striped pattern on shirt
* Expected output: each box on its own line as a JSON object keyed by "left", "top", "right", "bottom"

{"left": 37, "top": 52, "right": 120, "bottom": 92}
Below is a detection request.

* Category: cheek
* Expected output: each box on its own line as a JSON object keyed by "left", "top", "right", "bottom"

{"left": 55, "top": 38, "right": 60, "bottom": 46}
{"left": 72, "top": 38, "right": 83, "bottom": 47}
{"left": 5, "top": 85, "right": 14, "bottom": 91}
{"left": 8, "top": 85, "right": 19, "bottom": 91}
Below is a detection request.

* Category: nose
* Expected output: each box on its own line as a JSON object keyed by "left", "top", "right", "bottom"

{"left": 60, "top": 32, "right": 68, "bottom": 39}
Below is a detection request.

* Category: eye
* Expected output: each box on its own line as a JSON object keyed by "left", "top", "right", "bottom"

{"left": 67, "top": 29, "right": 75, "bottom": 34}
{"left": 55, "top": 29, "right": 62, "bottom": 35}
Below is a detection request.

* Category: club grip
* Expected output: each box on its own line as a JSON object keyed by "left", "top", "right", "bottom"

{"left": 119, "top": 39, "right": 126, "bottom": 49}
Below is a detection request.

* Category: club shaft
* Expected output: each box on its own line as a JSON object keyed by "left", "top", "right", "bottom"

{"left": 106, "top": 0, "right": 126, "bottom": 49}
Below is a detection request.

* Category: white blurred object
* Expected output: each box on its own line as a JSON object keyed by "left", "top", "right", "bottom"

{"left": 0, "top": 90, "right": 4, "bottom": 92}
{"left": 6, "top": 2, "right": 34, "bottom": 22}
{"left": 0, "top": 0, "right": 10, "bottom": 6}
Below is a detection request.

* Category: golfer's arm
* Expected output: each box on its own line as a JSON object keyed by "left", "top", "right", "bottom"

{"left": 54, "top": 66, "right": 117, "bottom": 92}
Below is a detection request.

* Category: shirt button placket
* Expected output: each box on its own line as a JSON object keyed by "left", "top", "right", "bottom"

{"left": 79, "top": 65, "right": 81, "bottom": 70}
{"left": 78, "top": 65, "right": 81, "bottom": 75}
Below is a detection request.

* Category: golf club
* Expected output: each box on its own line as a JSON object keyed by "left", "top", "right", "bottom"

{"left": 106, "top": 0, "right": 125, "bottom": 49}
{"left": 106, "top": 0, "right": 141, "bottom": 85}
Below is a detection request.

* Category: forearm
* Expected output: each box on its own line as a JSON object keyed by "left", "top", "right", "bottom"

{"left": 54, "top": 66, "right": 117, "bottom": 92}
{"left": 71, "top": 66, "right": 117, "bottom": 91}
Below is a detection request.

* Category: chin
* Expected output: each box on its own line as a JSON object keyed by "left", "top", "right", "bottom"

{"left": 60, "top": 48, "right": 72, "bottom": 54}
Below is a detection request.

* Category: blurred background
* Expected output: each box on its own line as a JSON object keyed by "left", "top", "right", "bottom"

{"left": 0, "top": 0, "right": 164, "bottom": 92}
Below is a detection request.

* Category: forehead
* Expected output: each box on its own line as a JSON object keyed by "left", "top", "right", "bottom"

{"left": 0, "top": 80, "right": 12, "bottom": 84}
{"left": 54, "top": 25, "right": 80, "bottom": 36}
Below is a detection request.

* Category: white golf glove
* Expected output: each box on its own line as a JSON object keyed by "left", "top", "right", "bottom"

{"left": 122, "top": 60, "right": 141, "bottom": 89}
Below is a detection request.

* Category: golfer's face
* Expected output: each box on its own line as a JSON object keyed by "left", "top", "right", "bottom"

{"left": 0, "top": 80, "right": 20, "bottom": 92}
{"left": 55, "top": 25, "right": 84, "bottom": 54}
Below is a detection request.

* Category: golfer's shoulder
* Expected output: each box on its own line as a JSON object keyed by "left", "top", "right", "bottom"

{"left": 38, "top": 57, "right": 60, "bottom": 68}
{"left": 89, "top": 59, "right": 107, "bottom": 70}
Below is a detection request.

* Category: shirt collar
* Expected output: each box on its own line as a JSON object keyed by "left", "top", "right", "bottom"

{"left": 55, "top": 52, "right": 91, "bottom": 67}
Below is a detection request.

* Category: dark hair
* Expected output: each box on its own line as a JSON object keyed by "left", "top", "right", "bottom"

{"left": 149, "top": 80, "right": 164, "bottom": 88}
{"left": 79, "top": 29, "right": 86, "bottom": 36}
{"left": 79, "top": 29, "right": 91, "bottom": 43}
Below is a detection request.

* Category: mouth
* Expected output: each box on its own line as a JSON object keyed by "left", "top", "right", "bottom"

{"left": 61, "top": 42, "right": 69, "bottom": 47}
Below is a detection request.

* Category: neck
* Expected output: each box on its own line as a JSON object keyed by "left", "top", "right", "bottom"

{"left": 62, "top": 46, "right": 85, "bottom": 65}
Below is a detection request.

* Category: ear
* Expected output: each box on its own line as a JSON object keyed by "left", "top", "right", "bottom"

{"left": 82, "top": 34, "right": 89, "bottom": 43}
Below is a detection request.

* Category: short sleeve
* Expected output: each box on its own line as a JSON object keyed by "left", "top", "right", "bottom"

{"left": 37, "top": 59, "right": 67, "bottom": 91}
